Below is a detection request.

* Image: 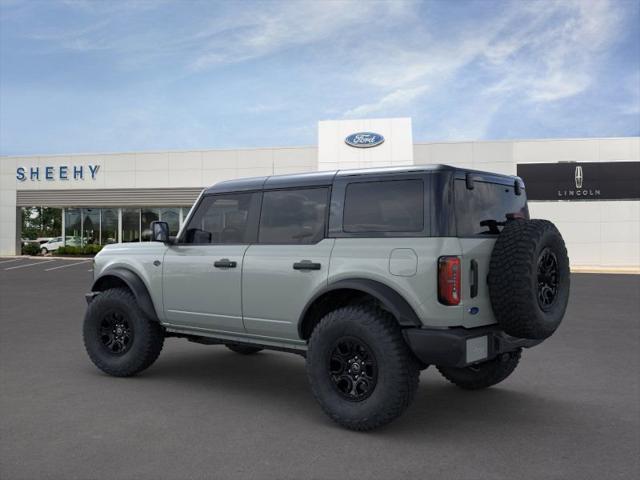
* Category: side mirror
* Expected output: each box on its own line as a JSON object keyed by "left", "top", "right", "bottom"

{"left": 151, "top": 221, "right": 170, "bottom": 243}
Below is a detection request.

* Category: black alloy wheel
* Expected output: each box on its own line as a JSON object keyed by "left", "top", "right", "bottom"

{"left": 328, "top": 337, "right": 378, "bottom": 402}
{"left": 99, "top": 310, "right": 134, "bottom": 355}
{"left": 537, "top": 247, "right": 559, "bottom": 310}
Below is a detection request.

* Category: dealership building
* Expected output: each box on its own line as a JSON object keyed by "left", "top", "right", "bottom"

{"left": 1, "top": 118, "right": 638, "bottom": 270}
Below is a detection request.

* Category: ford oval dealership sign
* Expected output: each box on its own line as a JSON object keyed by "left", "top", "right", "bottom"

{"left": 345, "top": 132, "right": 385, "bottom": 148}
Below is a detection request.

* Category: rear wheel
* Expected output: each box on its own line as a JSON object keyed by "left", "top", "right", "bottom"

{"left": 437, "top": 349, "right": 521, "bottom": 390}
{"left": 225, "top": 343, "right": 263, "bottom": 355}
{"left": 83, "top": 288, "right": 164, "bottom": 377}
{"left": 40, "top": 247, "right": 48, "bottom": 255}
{"left": 306, "top": 305, "right": 419, "bottom": 431}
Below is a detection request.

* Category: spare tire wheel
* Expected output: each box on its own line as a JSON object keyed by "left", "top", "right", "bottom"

{"left": 488, "top": 219, "right": 570, "bottom": 340}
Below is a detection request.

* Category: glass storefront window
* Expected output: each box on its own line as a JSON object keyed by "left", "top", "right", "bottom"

{"left": 59, "top": 206, "right": 192, "bottom": 245}
{"left": 160, "top": 208, "right": 181, "bottom": 236}
{"left": 101, "top": 208, "right": 118, "bottom": 244}
{"left": 21, "top": 207, "right": 62, "bottom": 241}
{"left": 64, "top": 208, "right": 82, "bottom": 246}
{"left": 122, "top": 208, "right": 140, "bottom": 243}
{"left": 82, "top": 208, "right": 100, "bottom": 245}
{"left": 141, "top": 208, "right": 160, "bottom": 241}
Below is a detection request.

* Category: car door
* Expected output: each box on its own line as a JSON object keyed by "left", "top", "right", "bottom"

{"left": 162, "top": 192, "right": 260, "bottom": 334}
{"left": 242, "top": 187, "right": 333, "bottom": 341}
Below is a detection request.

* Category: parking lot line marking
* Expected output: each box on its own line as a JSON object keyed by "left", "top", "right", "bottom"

{"left": 87, "top": 269, "right": 93, "bottom": 272}
{"left": 0, "top": 258, "right": 23, "bottom": 265}
{"left": 5, "top": 260, "right": 56, "bottom": 270}
{"left": 45, "top": 260, "right": 91, "bottom": 271}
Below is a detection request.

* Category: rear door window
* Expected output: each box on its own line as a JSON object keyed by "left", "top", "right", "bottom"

{"left": 455, "top": 180, "right": 529, "bottom": 236}
{"left": 258, "top": 188, "right": 329, "bottom": 244}
{"left": 343, "top": 179, "right": 424, "bottom": 233}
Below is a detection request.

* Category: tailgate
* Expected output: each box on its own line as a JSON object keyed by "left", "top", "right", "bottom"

{"left": 458, "top": 238, "right": 498, "bottom": 328}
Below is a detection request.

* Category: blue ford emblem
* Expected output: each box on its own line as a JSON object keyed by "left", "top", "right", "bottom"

{"left": 345, "top": 132, "right": 385, "bottom": 148}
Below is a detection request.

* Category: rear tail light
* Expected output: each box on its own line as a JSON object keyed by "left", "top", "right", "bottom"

{"left": 438, "top": 256, "right": 461, "bottom": 305}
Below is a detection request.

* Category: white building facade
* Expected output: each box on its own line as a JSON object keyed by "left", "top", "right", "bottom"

{"left": 1, "top": 118, "right": 638, "bottom": 270}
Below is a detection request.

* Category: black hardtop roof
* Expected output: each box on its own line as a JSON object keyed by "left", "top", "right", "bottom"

{"left": 204, "top": 164, "right": 520, "bottom": 194}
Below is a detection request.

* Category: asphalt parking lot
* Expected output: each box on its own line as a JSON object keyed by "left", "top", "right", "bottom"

{"left": 0, "top": 257, "right": 638, "bottom": 480}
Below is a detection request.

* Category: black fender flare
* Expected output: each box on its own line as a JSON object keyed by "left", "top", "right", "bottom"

{"left": 298, "top": 278, "right": 422, "bottom": 338}
{"left": 91, "top": 268, "right": 159, "bottom": 321}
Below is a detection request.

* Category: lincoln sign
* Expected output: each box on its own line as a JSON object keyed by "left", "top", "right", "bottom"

{"left": 516, "top": 161, "right": 640, "bottom": 201}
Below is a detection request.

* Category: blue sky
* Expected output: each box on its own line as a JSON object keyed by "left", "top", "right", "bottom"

{"left": 1, "top": 0, "right": 639, "bottom": 155}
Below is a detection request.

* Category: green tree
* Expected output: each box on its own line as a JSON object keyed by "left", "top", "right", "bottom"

{"left": 21, "top": 207, "right": 62, "bottom": 239}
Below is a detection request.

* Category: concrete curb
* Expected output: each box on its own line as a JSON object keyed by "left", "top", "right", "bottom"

{"left": 571, "top": 267, "right": 640, "bottom": 275}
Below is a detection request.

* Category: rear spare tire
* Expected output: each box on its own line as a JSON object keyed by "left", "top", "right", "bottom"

{"left": 488, "top": 219, "right": 570, "bottom": 340}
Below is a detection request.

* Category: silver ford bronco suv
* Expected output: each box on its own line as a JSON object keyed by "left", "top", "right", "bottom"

{"left": 83, "top": 165, "right": 570, "bottom": 431}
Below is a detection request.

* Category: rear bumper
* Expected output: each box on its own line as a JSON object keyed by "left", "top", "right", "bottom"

{"left": 403, "top": 325, "right": 542, "bottom": 368}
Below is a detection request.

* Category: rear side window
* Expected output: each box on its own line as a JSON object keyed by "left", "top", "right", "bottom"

{"left": 182, "top": 192, "right": 259, "bottom": 244}
{"left": 259, "top": 188, "right": 329, "bottom": 244}
{"left": 455, "top": 180, "right": 529, "bottom": 236}
{"left": 343, "top": 180, "right": 424, "bottom": 233}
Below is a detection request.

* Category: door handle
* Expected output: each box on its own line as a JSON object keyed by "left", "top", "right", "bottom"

{"left": 470, "top": 259, "right": 478, "bottom": 298}
{"left": 214, "top": 258, "right": 237, "bottom": 269}
{"left": 293, "top": 260, "right": 321, "bottom": 271}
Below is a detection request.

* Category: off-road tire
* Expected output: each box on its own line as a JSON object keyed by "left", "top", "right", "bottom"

{"left": 225, "top": 343, "right": 263, "bottom": 355}
{"left": 437, "top": 349, "right": 521, "bottom": 390}
{"left": 488, "top": 219, "right": 570, "bottom": 340}
{"left": 306, "top": 305, "right": 420, "bottom": 431}
{"left": 83, "top": 288, "right": 164, "bottom": 377}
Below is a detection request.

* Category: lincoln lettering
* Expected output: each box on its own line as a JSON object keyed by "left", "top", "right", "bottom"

{"left": 16, "top": 165, "right": 100, "bottom": 181}
{"left": 557, "top": 188, "right": 601, "bottom": 198}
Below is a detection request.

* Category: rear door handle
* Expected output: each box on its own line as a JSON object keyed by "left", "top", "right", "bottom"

{"left": 214, "top": 258, "right": 237, "bottom": 269}
{"left": 470, "top": 259, "right": 478, "bottom": 298}
{"left": 293, "top": 260, "right": 321, "bottom": 271}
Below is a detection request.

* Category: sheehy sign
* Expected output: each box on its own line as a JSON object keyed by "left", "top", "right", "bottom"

{"left": 16, "top": 165, "right": 100, "bottom": 182}
{"left": 516, "top": 162, "right": 640, "bottom": 201}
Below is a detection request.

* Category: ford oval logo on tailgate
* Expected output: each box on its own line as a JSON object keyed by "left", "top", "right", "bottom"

{"left": 345, "top": 132, "right": 385, "bottom": 148}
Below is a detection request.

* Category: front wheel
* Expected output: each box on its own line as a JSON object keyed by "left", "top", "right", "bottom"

{"left": 306, "top": 305, "right": 420, "bottom": 431}
{"left": 83, "top": 288, "right": 164, "bottom": 377}
{"left": 40, "top": 248, "right": 48, "bottom": 255}
{"left": 437, "top": 349, "right": 521, "bottom": 390}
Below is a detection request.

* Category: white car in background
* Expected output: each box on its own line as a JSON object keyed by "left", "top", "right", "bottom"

{"left": 40, "top": 236, "right": 80, "bottom": 254}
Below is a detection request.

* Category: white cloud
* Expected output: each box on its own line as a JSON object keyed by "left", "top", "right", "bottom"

{"left": 341, "top": 0, "right": 625, "bottom": 135}
{"left": 189, "top": 1, "right": 413, "bottom": 71}
{"left": 344, "top": 85, "right": 428, "bottom": 117}
{"left": 483, "top": 0, "right": 622, "bottom": 103}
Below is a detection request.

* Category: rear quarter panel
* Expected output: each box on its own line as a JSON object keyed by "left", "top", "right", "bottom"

{"left": 329, "top": 237, "right": 498, "bottom": 328}
{"left": 328, "top": 238, "right": 452, "bottom": 328}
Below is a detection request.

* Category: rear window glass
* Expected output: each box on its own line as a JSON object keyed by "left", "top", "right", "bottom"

{"left": 343, "top": 180, "right": 424, "bottom": 233}
{"left": 455, "top": 180, "right": 529, "bottom": 236}
{"left": 259, "top": 188, "right": 328, "bottom": 244}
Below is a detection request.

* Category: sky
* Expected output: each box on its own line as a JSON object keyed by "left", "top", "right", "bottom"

{"left": 0, "top": 0, "right": 639, "bottom": 155}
